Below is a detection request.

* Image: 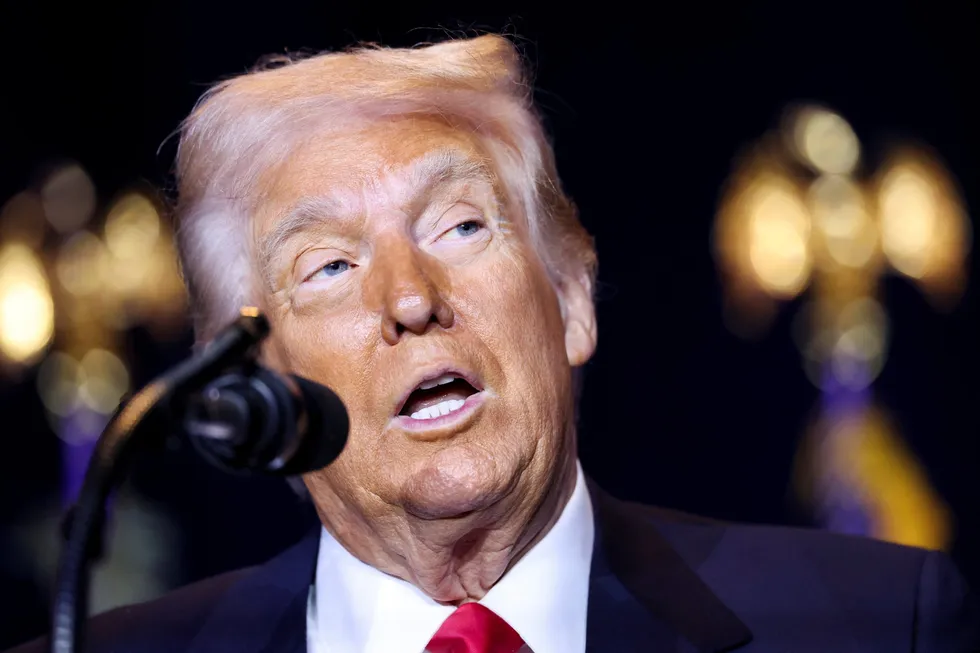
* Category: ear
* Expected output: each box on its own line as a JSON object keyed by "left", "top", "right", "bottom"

{"left": 557, "top": 271, "right": 597, "bottom": 367}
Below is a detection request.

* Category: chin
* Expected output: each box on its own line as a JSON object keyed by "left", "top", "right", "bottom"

{"left": 400, "top": 443, "right": 515, "bottom": 521}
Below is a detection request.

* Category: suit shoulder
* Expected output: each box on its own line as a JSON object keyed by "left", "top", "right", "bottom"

{"left": 653, "top": 509, "right": 980, "bottom": 647}
{"left": 638, "top": 501, "right": 946, "bottom": 604}
{"left": 722, "top": 519, "right": 933, "bottom": 577}
{"left": 6, "top": 567, "right": 253, "bottom": 653}
{"left": 626, "top": 498, "right": 930, "bottom": 569}
{"left": 607, "top": 494, "right": 938, "bottom": 588}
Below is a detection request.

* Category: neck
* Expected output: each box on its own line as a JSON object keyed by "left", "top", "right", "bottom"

{"left": 312, "top": 449, "right": 579, "bottom": 604}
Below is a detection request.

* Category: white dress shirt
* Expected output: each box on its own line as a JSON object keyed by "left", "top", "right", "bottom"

{"left": 306, "top": 460, "right": 594, "bottom": 653}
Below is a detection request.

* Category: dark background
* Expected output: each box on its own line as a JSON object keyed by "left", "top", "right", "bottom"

{"left": 1, "top": 1, "right": 978, "bottom": 648}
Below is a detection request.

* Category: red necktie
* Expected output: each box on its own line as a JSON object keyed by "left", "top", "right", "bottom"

{"left": 424, "top": 603, "right": 532, "bottom": 653}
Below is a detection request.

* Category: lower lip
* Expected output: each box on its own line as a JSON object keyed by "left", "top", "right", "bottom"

{"left": 390, "top": 392, "right": 487, "bottom": 437}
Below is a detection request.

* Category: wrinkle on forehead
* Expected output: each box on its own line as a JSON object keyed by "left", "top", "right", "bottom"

{"left": 254, "top": 121, "right": 506, "bottom": 290}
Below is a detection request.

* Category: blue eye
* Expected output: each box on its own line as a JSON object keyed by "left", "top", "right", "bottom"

{"left": 453, "top": 221, "right": 483, "bottom": 237}
{"left": 314, "top": 260, "right": 350, "bottom": 278}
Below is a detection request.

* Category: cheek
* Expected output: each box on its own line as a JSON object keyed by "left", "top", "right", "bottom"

{"left": 269, "top": 314, "right": 388, "bottom": 478}
{"left": 460, "top": 247, "right": 569, "bottom": 402}
{"left": 482, "top": 250, "right": 564, "bottom": 348}
{"left": 268, "top": 310, "right": 374, "bottom": 407}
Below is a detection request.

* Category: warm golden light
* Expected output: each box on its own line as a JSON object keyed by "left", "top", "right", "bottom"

{"left": 747, "top": 178, "right": 812, "bottom": 297}
{"left": 55, "top": 231, "right": 110, "bottom": 296}
{"left": 0, "top": 244, "right": 56, "bottom": 363}
{"left": 792, "top": 107, "right": 860, "bottom": 175}
{"left": 105, "top": 194, "right": 161, "bottom": 261}
{"left": 106, "top": 253, "right": 152, "bottom": 295}
{"left": 723, "top": 103, "right": 966, "bottom": 553}
{"left": 818, "top": 409, "right": 951, "bottom": 550}
{"left": 875, "top": 150, "right": 970, "bottom": 306}
{"left": 133, "top": 236, "right": 189, "bottom": 337}
{"left": 40, "top": 163, "right": 97, "bottom": 234}
{"left": 878, "top": 166, "right": 937, "bottom": 278}
{"left": 808, "top": 175, "right": 877, "bottom": 269}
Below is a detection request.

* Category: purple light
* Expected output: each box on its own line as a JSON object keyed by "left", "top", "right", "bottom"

{"left": 814, "top": 356, "right": 874, "bottom": 537}
{"left": 59, "top": 405, "right": 110, "bottom": 508}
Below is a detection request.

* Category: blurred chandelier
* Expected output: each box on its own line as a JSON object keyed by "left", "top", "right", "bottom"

{"left": 713, "top": 104, "right": 971, "bottom": 550}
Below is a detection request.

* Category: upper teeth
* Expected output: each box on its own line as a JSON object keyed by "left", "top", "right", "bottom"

{"left": 418, "top": 374, "right": 458, "bottom": 390}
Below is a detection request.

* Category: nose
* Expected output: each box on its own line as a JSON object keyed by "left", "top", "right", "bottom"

{"left": 365, "top": 237, "right": 455, "bottom": 345}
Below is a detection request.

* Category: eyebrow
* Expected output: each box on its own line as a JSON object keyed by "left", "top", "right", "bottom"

{"left": 257, "top": 148, "right": 494, "bottom": 285}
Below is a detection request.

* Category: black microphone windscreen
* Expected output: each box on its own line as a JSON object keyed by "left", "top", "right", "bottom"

{"left": 276, "top": 374, "right": 350, "bottom": 475}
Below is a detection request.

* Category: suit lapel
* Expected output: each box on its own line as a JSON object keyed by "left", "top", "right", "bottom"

{"left": 586, "top": 523, "right": 680, "bottom": 652}
{"left": 187, "top": 527, "right": 320, "bottom": 653}
{"left": 587, "top": 481, "right": 753, "bottom": 653}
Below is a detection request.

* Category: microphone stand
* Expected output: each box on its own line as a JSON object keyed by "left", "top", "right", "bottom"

{"left": 49, "top": 309, "right": 272, "bottom": 653}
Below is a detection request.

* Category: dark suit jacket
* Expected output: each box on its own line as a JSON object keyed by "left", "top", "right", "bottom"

{"left": 10, "top": 483, "right": 980, "bottom": 652}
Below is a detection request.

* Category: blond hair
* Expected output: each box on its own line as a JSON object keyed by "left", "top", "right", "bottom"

{"left": 174, "top": 35, "right": 596, "bottom": 341}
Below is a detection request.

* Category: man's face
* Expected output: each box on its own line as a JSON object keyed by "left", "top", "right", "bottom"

{"left": 253, "top": 117, "right": 595, "bottom": 534}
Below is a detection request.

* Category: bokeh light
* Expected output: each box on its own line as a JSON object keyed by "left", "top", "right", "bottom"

{"left": 55, "top": 231, "right": 110, "bottom": 297}
{"left": 37, "top": 352, "right": 83, "bottom": 417}
{"left": 78, "top": 349, "right": 129, "bottom": 414}
{"left": 878, "top": 165, "right": 937, "bottom": 278}
{"left": 102, "top": 193, "right": 163, "bottom": 296}
{"left": 795, "top": 296, "right": 889, "bottom": 390}
{"left": 829, "top": 297, "right": 889, "bottom": 389}
{"left": 36, "top": 349, "right": 129, "bottom": 421}
{"left": 719, "top": 101, "right": 967, "bottom": 552}
{"left": 2, "top": 167, "right": 187, "bottom": 623}
{"left": 808, "top": 175, "right": 878, "bottom": 269}
{"left": 119, "top": 222, "right": 189, "bottom": 335}
{"left": 801, "top": 407, "right": 951, "bottom": 551}
{"left": 0, "top": 244, "right": 55, "bottom": 364}
{"left": 104, "top": 193, "right": 161, "bottom": 261}
{"left": 746, "top": 176, "right": 813, "bottom": 298}
{"left": 876, "top": 150, "right": 970, "bottom": 303}
{"left": 714, "top": 152, "right": 812, "bottom": 336}
{"left": 40, "top": 163, "right": 97, "bottom": 234}
{"left": 789, "top": 106, "right": 861, "bottom": 175}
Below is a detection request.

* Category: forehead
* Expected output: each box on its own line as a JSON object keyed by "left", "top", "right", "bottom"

{"left": 254, "top": 118, "right": 490, "bottom": 224}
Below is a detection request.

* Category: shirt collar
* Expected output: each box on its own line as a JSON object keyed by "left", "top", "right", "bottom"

{"left": 308, "top": 460, "right": 594, "bottom": 653}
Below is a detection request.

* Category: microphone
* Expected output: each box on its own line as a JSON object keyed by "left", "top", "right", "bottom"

{"left": 50, "top": 309, "right": 346, "bottom": 653}
{"left": 183, "top": 366, "right": 349, "bottom": 476}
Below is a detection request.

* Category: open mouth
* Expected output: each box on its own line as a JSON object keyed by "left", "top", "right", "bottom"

{"left": 398, "top": 374, "right": 480, "bottom": 421}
